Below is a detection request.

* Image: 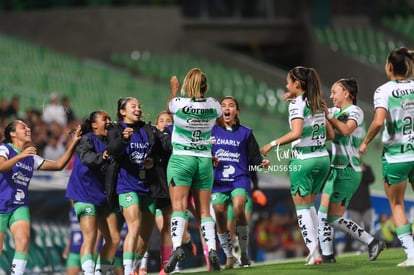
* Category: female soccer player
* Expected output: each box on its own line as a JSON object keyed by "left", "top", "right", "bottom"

{"left": 211, "top": 96, "right": 269, "bottom": 269}
{"left": 164, "top": 68, "right": 222, "bottom": 273}
{"left": 66, "top": 110, "right": 120, "bottom": 274}
{"left": 261, "top": 66, "right": 331, "bottom": 265}
{"left": 0, "top": 120, "right": 81, "bottom": 274}
{"left": 359, "top": 47, "right": 414, "bottom": 267}
{"left": 318, "top": 78, "right": 385, "bottom": 263}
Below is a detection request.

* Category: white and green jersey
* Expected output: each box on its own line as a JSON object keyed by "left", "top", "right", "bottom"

{"left": 330, "top": 105, "right": 364, "bottom": 171}
{"left": 374, "top": 80, "right": 414, "bottom": 163}
{"left": 169, "top": 97, "right": 222, "bottom": 158}
{"left": 289, "top": 96, "right": 328, "bottom": 160}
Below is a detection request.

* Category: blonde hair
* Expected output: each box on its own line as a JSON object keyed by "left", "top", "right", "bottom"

{"left": 181, "top": 68, "right": 208, "bottom": 98}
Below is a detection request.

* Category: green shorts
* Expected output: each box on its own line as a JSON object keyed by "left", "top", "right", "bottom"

{"left": 211, "top": 188, "right": 248, "bottom": 206}
{"left": 167, "top": 155, "right": 213, "bottom": 190}
{"left": 289, "top": 156, "right": 330, "bottom": 196}
{"left": 323, "top": 166, "right": 362, "bottom": 206}
{"left": 0, "top": 206, "right": 30, "bottom": 232}
{"left": 73, "top": 202, "right": 115, "bottom": 218}
{"left": 118, "top": 192, "right": 157, "bottom": 214}
{"left": 382, "top": 157, "right": 414, "bottom": 184}
{"left": 66, "top": 252, "right": 81, "bottom": 268}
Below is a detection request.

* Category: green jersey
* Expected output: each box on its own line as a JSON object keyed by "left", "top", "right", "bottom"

{"left": 169, "top": 97, "right": 222, "bottom": 158}
{"left": 374, "top": 80, "right": 414, "bottom": 163}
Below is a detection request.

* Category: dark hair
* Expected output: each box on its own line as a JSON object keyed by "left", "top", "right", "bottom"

{"left": 337, "top": 78, "right": 358, "bottom": 105}
{"left": 289, "top": 66, "right": 323, "bottom": 115}
{"left": 216, "top": 96, "right": 241, "bottom": 127}
{"left": 116, "top": 97, "right": 134, "bottom": 122}
{"left": 2, "top": 120, "right": 19, "bottom": 143}
{"left": 81, "top": 110, "right": 110, "bottom": 134}
{"left": 387, "top": 47, "right": 414, "bottom": 78}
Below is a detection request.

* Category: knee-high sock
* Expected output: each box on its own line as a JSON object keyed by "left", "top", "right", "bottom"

{"left": 171, "top": 211, "right": 186, "bottom": 250}
{"left": 11, "top": 252, "right": 28, "bottom": 275}
{"left": 201, "top": 217, "right": 217, "bottom": 252}
{"left": 236, "top": 225, "right": 249, "bottom": 255}
{"left": 328, "top": 216, "right": 373, "bottom": 245}
{"left": 318, "top": 205, "right": 334, "bottom": 256}
{"left": 81, "top": 254, "right": 95, "bottom": 275}
{"left": 296, "top": 204, "right": 320, "bottom": 257}
{"left": 218, "top": 231, "right": 233, "bottom": 257}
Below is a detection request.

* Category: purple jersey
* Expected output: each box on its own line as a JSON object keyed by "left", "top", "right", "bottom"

{"left": 211, "top": 125, "right": 252, "bottom": 193}
{"left": 66, "top": 133, "right": 107, "bottom": 205}
{"left": 116, "top": 122, "right": 150, "bottom": 195}
{"left": 0, "top": 143, "right": 44, "bottom": 213}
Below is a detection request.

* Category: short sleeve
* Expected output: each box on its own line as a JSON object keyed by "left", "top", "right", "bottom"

{"left": 33, "top": 155, "right": 45, "bottom": 170}
{"left": 168, "top": 97, "right": 183, "bottom": 114}
{"left": 289, "top": 98, "right": 304, "bottom": 121}
{"left": 348, "top": 106, "right": 364, "bottom": 126}
{"left": 0, "top": 145, "right": 9, "bottom": 160}
{"left": 373, "top": 87, "right": 388, "bottom": 111}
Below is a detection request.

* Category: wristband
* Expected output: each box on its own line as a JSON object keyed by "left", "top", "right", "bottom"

{"left": 270, "top": 140, "right": 277, "bottom": 147}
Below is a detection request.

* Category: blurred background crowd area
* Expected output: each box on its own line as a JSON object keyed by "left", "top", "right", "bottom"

{"left": 1, "top": 0, "right": 414, "bottom": 272}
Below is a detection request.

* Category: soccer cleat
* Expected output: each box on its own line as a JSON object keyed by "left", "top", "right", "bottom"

{"left": 164, "top": 247, "right": 185, "bottom": 274}
{"left": 368, "top": 239, "right": 386, "bottom": 261}
{"left": 397, "top": 258, "right": 414, "bottom": 267}
{"left": 208, "top": 249, "right": 221, "bottom": 271}
{"left": 305, "top": 256, "right": 322, "bottom": 265}
{"left": 322, "top": 254, "right": 336, "bottom": 263}
{"left": 238, "top": 253, "right": 251, "bottom": 267}
{"left": 224, "top": 256, "right": 237, "bottom": 269}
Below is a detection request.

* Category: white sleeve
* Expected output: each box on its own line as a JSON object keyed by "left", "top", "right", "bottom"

{"left": 0, "top": 145, "right": 9, "bottom": 160}
{"left": 33, "top": 155, "right": 45, "bottom": 170}
{"left": 168, "top": 97, "right": 183, "bottom": 114}
{"left": 289, "top": 99, "right": 304, "bottom": 121}
{"left": 373, "top": 88, "right": 388, "bottom": 110}
{"left": 348, "top": 106, "right": 364, "bottom": 126}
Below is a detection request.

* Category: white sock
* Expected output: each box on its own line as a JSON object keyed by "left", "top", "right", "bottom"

{"left": 10, "top": 257, "right": 27, "bottom": 275}
{"left": 296, "top": 207, "right": 320, "bottom": 257}
{"left": 123, "top": 259, "right": 134, "bottom": 275}
{"left": 397, "top": 224, "right": 414, "bottom": 259}
{"left": 81, "top": 259, "right": 95, "bottom": 275}
{"left": 218, "top": 231, "right": 233, "bottom": 257}
{"left": 318, "top": 207, "right": 334, "bottom": 256}
{"left": 330, "top": 217, "right": 373, "bottom": 245}
{"left": 140, "top": 251, "right": 149, "bottom": 268}
{"left": 171, "top": 213, "right": 186, "bottom": 250}
{"left": 201, "top": 218, "right": 217, "bottom": 251}
{"left": 236, "top": 225, "right": 249, "bottom": 255}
